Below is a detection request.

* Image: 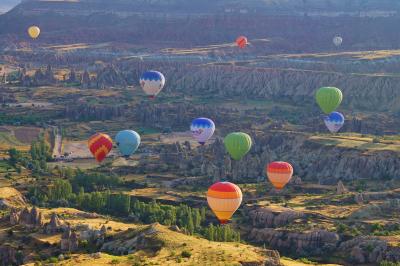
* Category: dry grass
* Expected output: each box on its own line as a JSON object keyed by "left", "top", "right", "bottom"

{"left": 309, "top": 135, "right": 400, "bottom": 152}
{"left": 0, "top": 187, "right": 22, "bottom": 199}
{"left": 60, "top": 223, "right": 268, "bottom": 266}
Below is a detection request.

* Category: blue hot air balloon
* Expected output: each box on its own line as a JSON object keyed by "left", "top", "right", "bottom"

{"left": 324, "top": 112, "right": 344, "bottom": 133}
{"left": 190, "top": 118, "right": 215, "bottom": 145}
{"left": 115, "top": 130, "right": 141, "bottom": 157}
{"left": 139, "top": 71, "right": 165, "bottom": 99}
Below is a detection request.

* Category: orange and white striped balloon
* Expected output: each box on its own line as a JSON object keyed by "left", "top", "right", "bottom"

{"left": 88, "top": 133, "right": 113, "bottom": 163}
{"left": 266, "top": 161, "right": 293, "bottom": 190}
{"left": 236, "top": 36, "right": 248, "bottom": 49}
{"left": 207, "top": 182, "right": 242, "bottom": 224}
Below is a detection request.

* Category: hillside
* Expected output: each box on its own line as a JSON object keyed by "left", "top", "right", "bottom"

{"left": 1, "top": 0, "right": 400, "bottom": 51}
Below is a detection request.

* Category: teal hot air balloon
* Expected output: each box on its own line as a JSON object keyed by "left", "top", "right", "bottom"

{"left": 224, "top": 132, "right": 252, "bottom": 160}
{"left": 316, "top": 87, "right": 343, "bottom": 114}
{"left": 115, "top": 130, "right": 141, "bottom": 157}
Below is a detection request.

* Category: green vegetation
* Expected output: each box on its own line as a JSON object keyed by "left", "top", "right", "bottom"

{"left": 380, "top": 261, "right": 400, "bottom": 266}
{"left": 30, "top": 175, "right": 241, "bottom": 243}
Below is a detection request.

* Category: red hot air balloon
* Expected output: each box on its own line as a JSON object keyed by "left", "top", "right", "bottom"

{"left": 236, "top": 36, "right": 248, "bottom": 49}
{"left": 266, "top": 161, "right": 294, "bottom": 190}
{"left": 207, "top": 182, "right": 242, "bottom": 224}
{"left": 88, "top": 133, "right": 113, "bottom": 163}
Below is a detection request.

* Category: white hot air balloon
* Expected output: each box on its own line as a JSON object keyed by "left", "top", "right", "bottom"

{"left": 139, "top": 71, "right": 165, "bottom": 99}
{"left": 333, "top": 36, "right": 343, "bottom": 47}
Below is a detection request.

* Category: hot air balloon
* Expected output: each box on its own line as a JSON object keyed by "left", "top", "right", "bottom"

{"left": 236, "top": 36, "right": 248, "bottom": 49}
{"left": 207, "top": 181, "right": 242, "bottom": 224}
{"left": 324, "top": 112, "right": 345, "bottom": 133}
{"left": 139, "top": 71, "right": 165, "bottom": 99}
{"left": 266, "top": 161, "right": 293, "bottom": 190}
{"left": 190, "top": 118, "right": 215, "bottom": 145}
{"left": 224, "top": 132, "right": 252, "bottom": 160}
{"left": 28, "top": 26, "right": 40, "bottom": 39}
{"left": 88, "top": 133, "right": 113, "bottom": 163}
{"left": 115, "top": 130, "right": 141, "bottom": 157}
{"left": 316, "top": 87, "right": 343, "bottom": 114}
{"left": 333, "top": 36, "right": 343, "bottom": 46}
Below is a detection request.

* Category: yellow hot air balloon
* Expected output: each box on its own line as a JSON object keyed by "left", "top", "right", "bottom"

{"left": 28, "top": 26, "right": 40, "bottom": 39}
{"left": 207, "top": 182, "right": 242, "bottom": 224}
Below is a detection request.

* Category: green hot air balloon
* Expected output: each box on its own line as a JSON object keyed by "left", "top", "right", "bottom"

{"left": 316, "top": 87, "right": 343, "bottom": 114}
{"left": 224, "top": 132, "right": 252, "bottom": 160}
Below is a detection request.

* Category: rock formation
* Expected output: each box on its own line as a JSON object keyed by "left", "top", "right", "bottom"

{"left": 336, "top": 180, "right": 347, "bottom": 195}
{"left": 249, "top": 228, "right": 339, "bottom": 256}
{"left": 156, "top": 131, "right": 400, "bottom": 184}
{"left": 60, "top": 226, "right": 78, "bottom": 252}
{"left": 9, "top": 207, "right": 43, "bottom": 227}
{"left": 101, "top": 224, "right": 162, "bottom": 255}
{"left": 45, "top": 213, "right": 63, "bottom": 234}
{"left": 246, "top": 206, "right": 305, "bottom": 228}
{"left": 339, "top": 236, "right": 400, "bottom": 264}
{"left": 0, "top": 245, "right": 17, "bottom": 266}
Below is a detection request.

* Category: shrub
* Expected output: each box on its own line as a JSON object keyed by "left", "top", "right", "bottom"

{"left": 181, "top": 250, "right": 192, "bottom": 258}
{"left": 110, "top": 258, "right": 120, "bottom": 264}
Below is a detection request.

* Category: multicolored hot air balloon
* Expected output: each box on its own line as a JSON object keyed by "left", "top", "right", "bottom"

{"left": 88, "top": 133, "right": 113, "bottom": 163}
{"left": 224, "top": 132, "right": 252, "bottom": 160}
{"left": 266, "top": 161, "right": 294, "bottom": 190}
{"left": 28, "top": 26, "right": 40, "bottom": 39}
{"left": 316, "top": 87, "right": 343, "bottom": 114}
{"left": 190, "top": 118, "right": 215, "bottom": 145}
{"left": 333, "top": 36, "right": 343, "bottom": 46}
{"left": 207, "top": 182, "right": 242, "bottom": 224}
{"left": 324, "top": 112, "right": 345, "bottom": 133}
{"left": 236, "top": 36, "right": 248, "bottom": 49}
{"left": 115, "top": 130, "right": 141, "bottom": 157}
{"left": 139, "top": 71, "right": 165, "bottom": 99}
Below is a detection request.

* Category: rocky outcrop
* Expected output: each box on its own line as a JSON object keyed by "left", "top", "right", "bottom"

{"left": 101, "top": 224, "right": 164, "bottom": 255}
{"left": 339, "top": 236, "right": 400, "bottom": 264}
{"left": 158, "top": 132, "right": 400, "bottom": 183}
{"left": 336, "top": 181, "right": 347, "bottom": 195}
{"left": 45, "top": 213, "right": 63, "bottom": 234}
{"left": 249, "top": 228, "right": 339, "bottom": 256}
{"left": 9, "top": 207, "right": 43, "bottom": 227}
{"left": 60, "top": 226, "right": 78, "bottom": 252}
{"left": 246, "top": 206, "right": 305, "bottom": 228}
{"left": 0, "top": 245, "right": 18, "bottom": 266}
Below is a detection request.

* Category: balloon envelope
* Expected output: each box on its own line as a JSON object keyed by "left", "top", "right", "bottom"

{"left": 324, "top": 112, "right": 345, "bottom": 133}
{"left": 266, "top": 161, "right": 294, "bottom": 190}
{"left": 207, "top": 182, "right": 242, "bottom": 224}
{"left": 190, "top": 118, "right": 215, "bottom": 145}
{"left": 115, "top": 130, "right": 141, "bottom": 157}
{"left": 224, "top": 132, "right": 252, "bottom": 160}
{"left": 333, "top": 36, "right": 343, "bottom": 46}
{"left": 139, "top": 71, "right": 165, "bottom": 98}
{"left": 316, "top": 87, "right": 343, "bottom": 114}
{"left": 28, "top": 26, "right": 40, "bottom": 39}
{"left": 88, "top": 133, "right": 113, "bottom": 163}
{"left": 236, "top": 36, "right": 248, "bottom": 49}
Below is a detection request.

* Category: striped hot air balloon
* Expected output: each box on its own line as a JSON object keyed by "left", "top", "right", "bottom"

{"left": 236, "top": 36, "right": 248, "bottom": 49}
{"left": 266, "top": 161, "right": 294, "bottom": 190}
{"left": 207, "top": 182, "right": 242, "bottom": 224}
{"left": 88, "top": 133, "right": 113, "bottom": 163}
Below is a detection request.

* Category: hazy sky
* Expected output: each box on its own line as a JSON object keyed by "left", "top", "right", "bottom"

{"left": 0, "top": 0, "right": 20, "bottom": 13}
